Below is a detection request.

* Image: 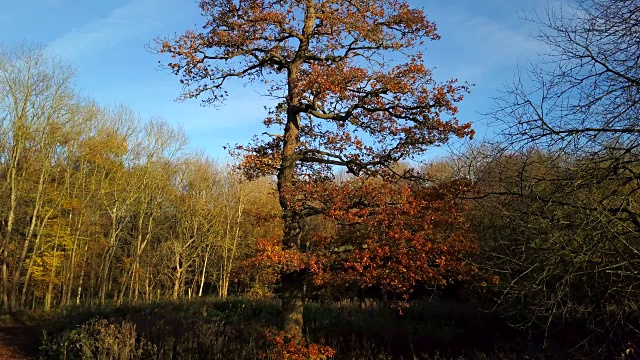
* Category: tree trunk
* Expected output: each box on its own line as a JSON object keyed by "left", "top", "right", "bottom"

{"left": 2, "top": 139, "right": 21, "bottom": 311}
{"left": 127, "top": 262, "right": 137, "bottom": 303}
{"left": 10, "top": 165, "right": 49, "bottom": 311}
{"left": 199, "top": 250, "right": 209, "bottom": 297}
{"left": 277, "top": 94, "right": 305, "bottom": 337}
{"left": 20, "top": 228, "right": 43, "bottom": 309}
{"left": 99, "top": 204, "right": 119, "bottom": 306}
{"left": 99, "top": 250, "right": 112, "bottom": 306}
{"left": 220, "top": 189, "right": 244, "bottom": 299}
{"left": 64, "top": 235, "right": 78, "bottom": 307}
{"left": 172, "top": 253, "right": 182, "bottom": 300}
{"left": 144, "top": 272, "right": 150, "bottom": 303}
{"left": 275, "top": 5, "right": 319, "bottom": 335}
{"left": 76, "top": 240, "right": 89, "bottom": 305}
{"left": 64, "top": 212, "right": 84, "bottom": 307}
{"left": 44, "top": 237, "right": 60, "bottom": 311}
{"left": 281, "top": 271, "right": 304, "bottom": 336}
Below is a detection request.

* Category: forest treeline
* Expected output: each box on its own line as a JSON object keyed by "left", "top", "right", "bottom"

{"left": 0, "top": 45, "right": 283, "bottom": 312}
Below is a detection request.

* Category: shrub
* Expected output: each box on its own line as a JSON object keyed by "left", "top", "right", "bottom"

{"left": 41, "top": 318, "right": 142, "bottom": 360}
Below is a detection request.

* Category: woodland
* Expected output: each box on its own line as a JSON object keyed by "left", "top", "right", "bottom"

{"left": 0, "top": 0, "right": 639, "bottom": 359}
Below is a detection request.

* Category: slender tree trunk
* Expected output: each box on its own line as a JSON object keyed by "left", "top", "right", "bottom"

{"left": 144, "top": 272, "right": 150, "bottom": 303}
{"left": 1, "top": 243, "right": 8, "bottom": 311}
{"left": 76, "top": 240, "right": 89, "bottom": 305}
{"left": 19, "top": 207, "right": 55, "bottom": 309}
{"left": 116, "top": 268, "right": 129, "bottom": 306}
{"left": 10, "top": 164, "right": 49, "bottom": 311}
{"left": 136, "top": 213, "right": 154, "bottom": 302}
{"left": 99, "top": 204, "right": 119, "bottom": 306}
{"left": 20, "top": 266, "right": 32, "bottom": 310}
{"left": 64, "top": 213, "right": 83, "bottom": 307}
{"left": 127, "top": 262, "right": 136, "bottom": 303}
{"left": 2, "top": 139, "right": 21, "bottom": 311}
{"left": 64, "top": 237, "right": 77, "bottom": 307}
{"left": 88, "top": 253, "right": 96, "bottom": 307}
{"left": 118, "top": 210, "right": 143, "bottom": 305}
{"left": 98, "top": 252, "right": 108, "bottom": 305}
{"left": 20, "top": 229, "right": 42, "bottom": 309}
{"left": 173, "top": 253, "right": 182, "bottom": 300}
{"left": 44, "top": 234, "right": 60, "bottom": 311}
{"left": 221, "top": 191, "right": 244, "bottom": 299}
{"left": 134, "top": 264, "right": 141, "bottom": 302}
{"left": 199, "top": 250, "right": 209, "bottom": 297}
{"left": 189, "top": 268, "right": 197, "bottom": 299}
{"left": 108, "top": 275, "right": 114, "bottom": 302}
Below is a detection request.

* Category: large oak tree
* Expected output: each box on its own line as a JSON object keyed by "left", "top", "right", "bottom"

{"left": 156, "top": 0, "right": 473, "bottom": 337}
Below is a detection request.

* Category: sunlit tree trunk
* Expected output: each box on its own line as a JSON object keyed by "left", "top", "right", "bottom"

{"left": 11, "top": 164, "right": 55, "bottom": 311}
{"left": 19, "top": 207, "right": 55, "bottom": 309}
{"left": 76, "top": 240, "right": 89, "bottom": 306}
{"left": 198, "top": 245, "right": 211, "bottom": 297}
{"left": 2, "top": 140, "right": 20, "bottom": 310}
{"left": 172, "top": 251, "right": 183, "bottom": 300}
{"left": 99, "top": 201, "right": 119, "bottom": 306}
{"left": 44, "top": 230, "right": 60, "bottom": 311}
{"left": 219, "top": 185, "right": 244, "bottom": 299}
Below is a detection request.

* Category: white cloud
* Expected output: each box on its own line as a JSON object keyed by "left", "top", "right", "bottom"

{"left": 427, "top": 2, "right": 549, "bottom": 84}
{"left": 46, "top": 0, "right": 172, "bottom": 60}
{"left": 468, "top": 15, "right": 544, "bottom": 56}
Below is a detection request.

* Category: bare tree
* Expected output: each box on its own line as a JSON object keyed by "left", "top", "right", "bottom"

{"left": 479, "top": 0, "right": 640, "bottom": 350}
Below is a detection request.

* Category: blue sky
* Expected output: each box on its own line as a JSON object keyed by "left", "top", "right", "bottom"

{"left": 1, "top": 0, "right": 552, "bottom": 161}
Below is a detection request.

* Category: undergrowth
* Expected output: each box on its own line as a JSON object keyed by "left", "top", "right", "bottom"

{"left": 32, "top": 297, "right": 601, "bottom": 359}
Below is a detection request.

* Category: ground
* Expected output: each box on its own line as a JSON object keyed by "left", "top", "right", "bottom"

{"left": 0, "top": 326, "right": 39, "bottom": 360}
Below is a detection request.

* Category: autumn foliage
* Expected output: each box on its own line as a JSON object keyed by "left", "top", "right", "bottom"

{"left": 262, "top": 328, "right": 334, "bottom": 360}
{"left": 248, "top": 178, "right": 476, "bottom": 298}
{"left": 156, "top": 0, "right": 473, "bottom": 179}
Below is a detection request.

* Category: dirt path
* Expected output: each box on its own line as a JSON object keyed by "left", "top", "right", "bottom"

{"left": 0, "top": 326, "right": 39, "bottom": 359}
